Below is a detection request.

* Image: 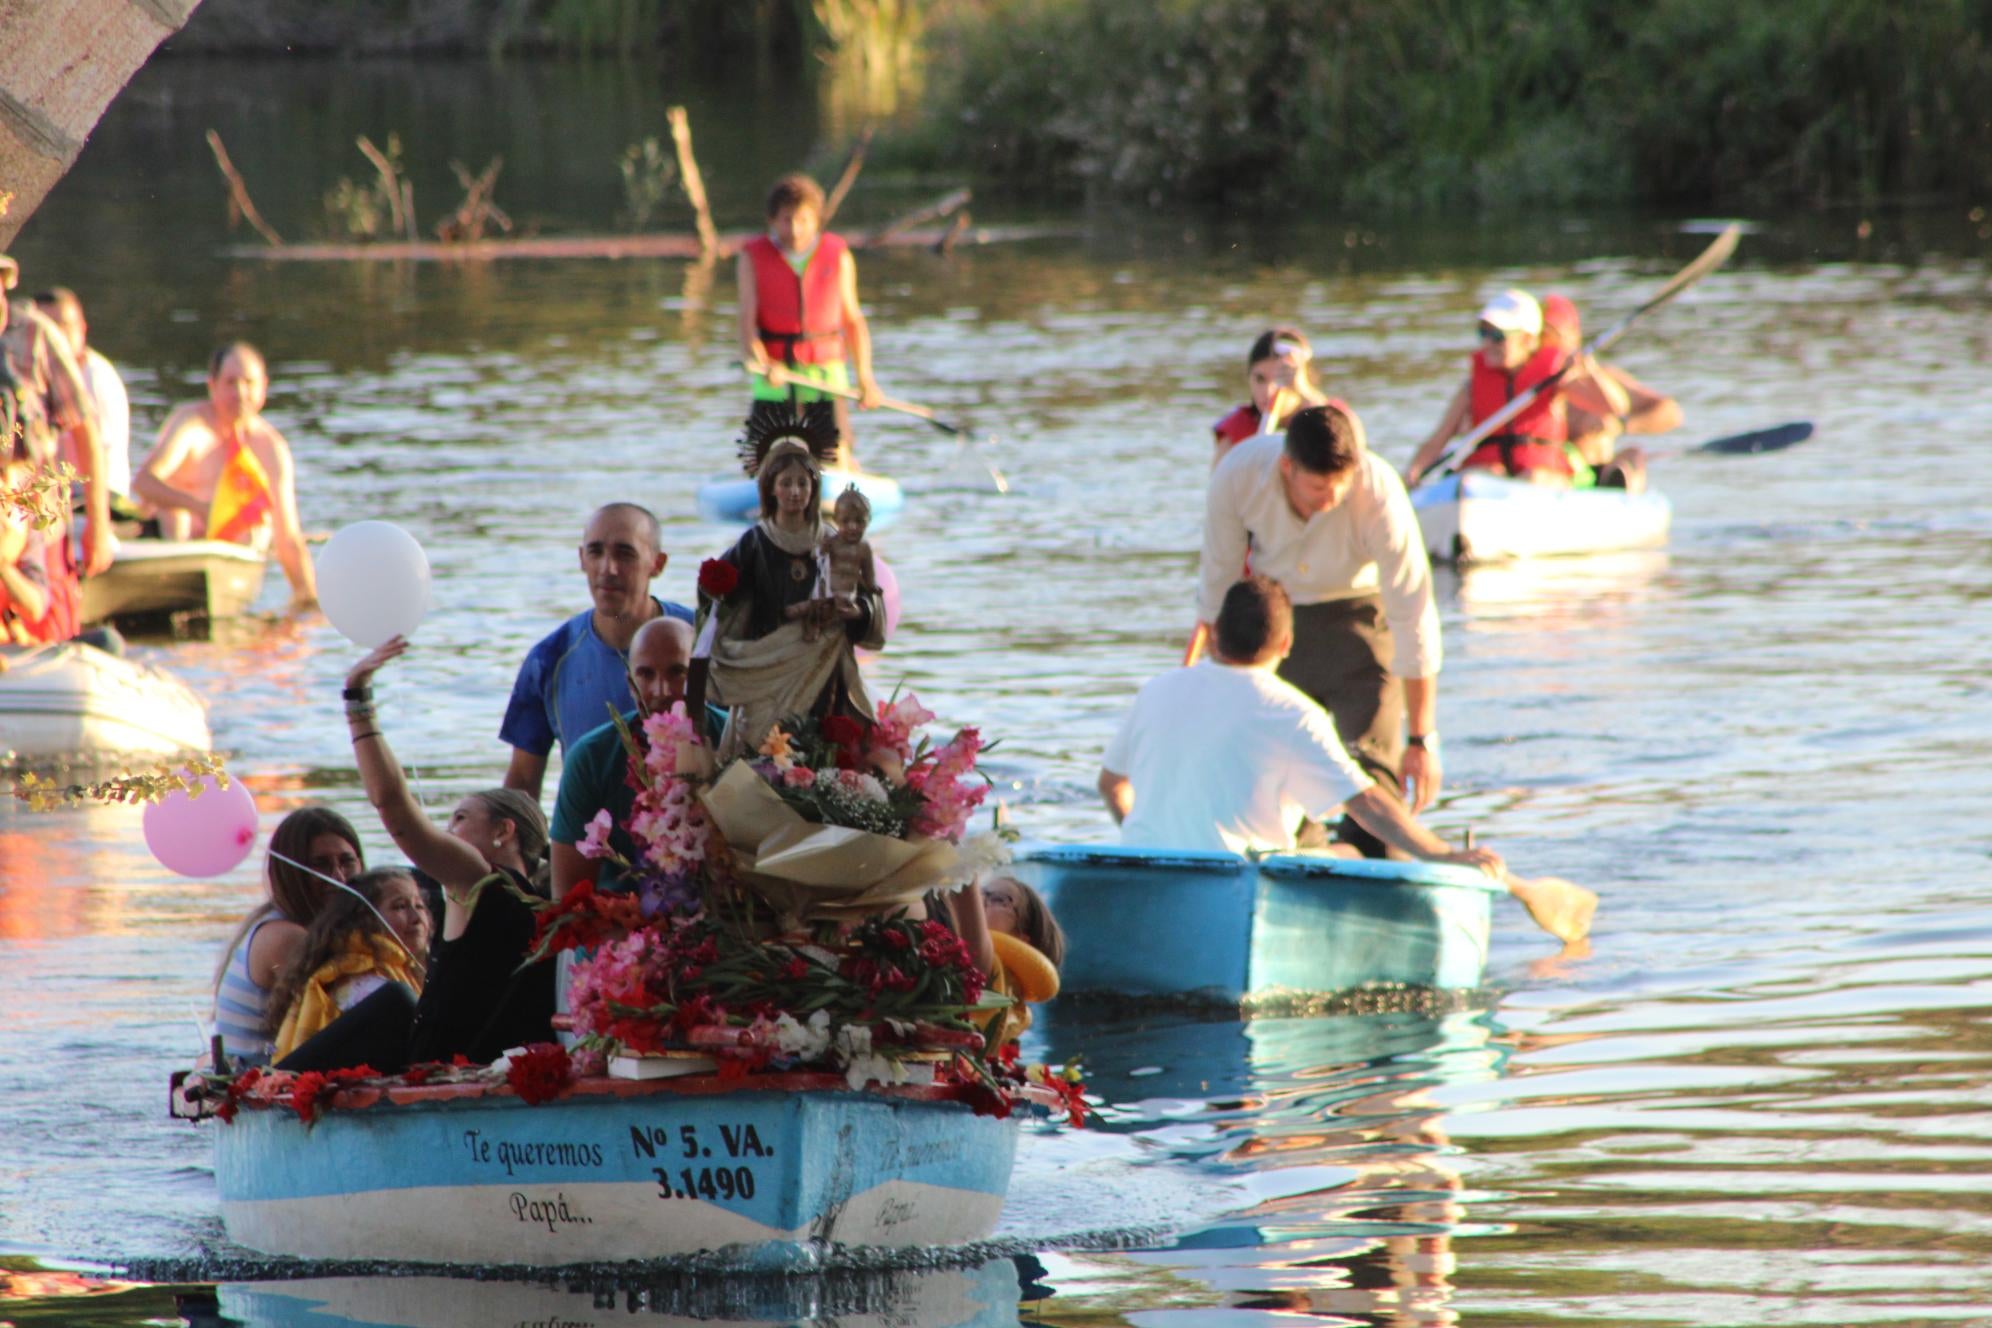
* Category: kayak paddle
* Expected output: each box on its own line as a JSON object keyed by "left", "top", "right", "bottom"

{"left": 1417, "top": 223, "right": 1744, "bottom": 486}
{"left": 1644, "top": 420, "right": 1814, "bottom": 464}
{"left": 740, "top": 362, "right": 1008, "bottom": 493}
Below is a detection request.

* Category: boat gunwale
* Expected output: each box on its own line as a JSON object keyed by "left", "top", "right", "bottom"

{"left": 197, "top": 1070, "right": 1063, "bottom": 1118}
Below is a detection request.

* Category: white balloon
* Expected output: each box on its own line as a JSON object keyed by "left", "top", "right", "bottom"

{"left": 315, "top": 520, "right": 432, "bottom": 647}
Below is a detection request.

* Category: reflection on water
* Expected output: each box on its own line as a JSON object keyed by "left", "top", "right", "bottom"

{"left": 2, "top": 53, "right": 1990, "bottom": 1328}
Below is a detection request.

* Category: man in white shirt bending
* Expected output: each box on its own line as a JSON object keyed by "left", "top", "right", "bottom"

{"left": 1197, "top": 404, "right": 1439, "bottom": 855}
{"left": 1104, "top": 576, "right": 1595, "bottom": 944}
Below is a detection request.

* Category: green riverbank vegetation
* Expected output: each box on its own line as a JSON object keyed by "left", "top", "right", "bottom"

{"left": 912, "top": 0, "right": 1992, "bottom": 210}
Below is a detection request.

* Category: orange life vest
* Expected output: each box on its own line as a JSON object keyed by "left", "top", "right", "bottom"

{"left": 746, "top": 233, "right": 849, "bottom": 366}
{"left": 1463, "top": 348, "right": 1571, "bottom": 477}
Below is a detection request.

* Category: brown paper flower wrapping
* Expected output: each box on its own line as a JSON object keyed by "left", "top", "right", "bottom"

{"left": 699, "top": 763, "right": 968, "bottom": 924}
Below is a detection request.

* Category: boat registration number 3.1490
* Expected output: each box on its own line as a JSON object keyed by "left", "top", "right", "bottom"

{"left": 628, "top": 1121, "right": 771, "bottom": 1203}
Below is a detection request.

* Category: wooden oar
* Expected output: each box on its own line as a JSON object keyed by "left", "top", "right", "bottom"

{"left": 1418, "top": 224, "right": 1744, "bottom": 486}
{"left": 743, "top": 362, "right": 1008, "bottom": 492}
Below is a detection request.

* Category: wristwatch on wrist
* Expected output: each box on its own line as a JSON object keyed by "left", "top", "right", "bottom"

{"left": 1407, "top": 732, "right": 1440, "bottom": 754}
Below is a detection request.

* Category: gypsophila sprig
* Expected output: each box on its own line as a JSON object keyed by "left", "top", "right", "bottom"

{"left": 0, "top": 461, "right": 77, "bottom": 531}
{"left": 12, "top": 753, "right": 231, "bottom": 811}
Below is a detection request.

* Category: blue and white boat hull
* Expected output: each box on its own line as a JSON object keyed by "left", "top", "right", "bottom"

{"left": 1010, "top": 844, "right": 1500, "bottom": 1002}
{"left": 213, "top": 1081, "right": 1018, "bottom": 1265}
{"left": 1412, "top": 470, "right": 1671, "bottom": 564}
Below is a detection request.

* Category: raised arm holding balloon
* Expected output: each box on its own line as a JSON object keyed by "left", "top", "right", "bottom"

{"left": 342, "top": 635, "right": 558, "bottom": 1064}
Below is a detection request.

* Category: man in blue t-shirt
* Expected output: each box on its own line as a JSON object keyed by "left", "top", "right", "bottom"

{"left": 500, "top": 503, "right": 692, "bottom": 800}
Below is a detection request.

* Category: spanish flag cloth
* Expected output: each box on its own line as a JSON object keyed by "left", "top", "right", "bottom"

{"left": 272, "top": 931, "right": 424, "bottom": 1061}
{"left": 206, "top": 431, "right": 275, "bottom": 544}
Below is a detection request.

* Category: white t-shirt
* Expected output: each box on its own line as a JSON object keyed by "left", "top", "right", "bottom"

{"left": 1103, "top": 659, "right": 1373, "bottom": 854}
{"left": 83, "top": 347, "right": 131, "bottom": 498}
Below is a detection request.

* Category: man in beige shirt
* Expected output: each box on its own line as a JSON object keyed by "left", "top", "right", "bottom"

{"left": 1196, "top": 405, "right": 1441, "bottom": 853}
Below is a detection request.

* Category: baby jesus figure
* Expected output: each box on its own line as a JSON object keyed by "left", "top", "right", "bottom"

{"left": 787, "top": 484, "right": 877, "bottom": 642}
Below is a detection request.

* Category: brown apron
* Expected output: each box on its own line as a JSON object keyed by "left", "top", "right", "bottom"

{"left": 1275, "top": 594, "right": 1404, "bottom": 857}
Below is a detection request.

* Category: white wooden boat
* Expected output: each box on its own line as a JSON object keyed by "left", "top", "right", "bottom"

{"left": 0, "top": 642, "right": 211, "bottom": 761}
{"left": 1411, "top": 471, "right": 1671, "bottom": 564}
{"left": 174, "top": 1070, "right": 1047, "bottom": 1266}
{"left": 80, "top": 538, "right": 267, "bottom": 624}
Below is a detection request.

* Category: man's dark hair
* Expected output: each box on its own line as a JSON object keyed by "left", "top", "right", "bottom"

{"left": 765, "top": 173, "right": 825, "bottom": 220}
{"left": 32, "top": 287, "right": 80, "bottom": 320}
{"left": 588, "top": 501, "right": 662, "bottom": 555}
{"left": 1283, "top": 404, "right": 1362, "bottom": 475}
{"left": 1214, "top": 575, "right": 1292, "bottom": 665}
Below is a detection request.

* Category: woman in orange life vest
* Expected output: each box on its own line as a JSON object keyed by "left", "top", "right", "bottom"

{"left": 1405, "top": 290, "right": 1573, "bottom": 488}
{"left": 1210, "top": 327, "right": 1337, "bottom": 467}
{"left": 1538, "top": 293, "right": 1680, "bottom": 495}
{"left": 737, "top": 173, "right": 882, "bottom": 471}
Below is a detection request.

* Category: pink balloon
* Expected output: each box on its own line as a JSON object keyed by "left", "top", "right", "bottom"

{"left": 143, "top": 777, "right": 260, "bottom": 878}
{"left": 875, "top": 554, "right": 902, "bottom": 637}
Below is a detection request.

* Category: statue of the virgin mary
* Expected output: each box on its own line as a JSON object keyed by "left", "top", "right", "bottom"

{"left": 699, "top": 405, "right": 886, "bottom": 759}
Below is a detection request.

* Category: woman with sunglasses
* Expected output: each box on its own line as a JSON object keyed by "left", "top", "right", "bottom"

{"left": 1405, "top": 290, "right": 1574, "bottom": 488}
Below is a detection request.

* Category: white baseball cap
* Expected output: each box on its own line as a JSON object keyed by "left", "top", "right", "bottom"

{"left": 1477, "top": 289, "right": 1542, "bottom": 336}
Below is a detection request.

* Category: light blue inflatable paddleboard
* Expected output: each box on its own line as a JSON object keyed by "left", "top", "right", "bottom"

{"left": 696, "top": 467, "right": 904, "bottom": 527}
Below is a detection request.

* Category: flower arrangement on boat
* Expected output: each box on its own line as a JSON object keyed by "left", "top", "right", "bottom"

{"left": 176, "top": 689, "right": 1084, "bottom": 1129}
{"left": 544, "top": 692, "right": 1028, "bottom": 1099}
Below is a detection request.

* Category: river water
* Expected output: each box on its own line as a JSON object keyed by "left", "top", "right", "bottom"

{"left": 2, "top": 56, "right": 1990, "bottom": 1328}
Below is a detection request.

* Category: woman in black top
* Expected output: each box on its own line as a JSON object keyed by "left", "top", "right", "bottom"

{"left": 342, "top": 636, "right": 556, "bottom": 1065}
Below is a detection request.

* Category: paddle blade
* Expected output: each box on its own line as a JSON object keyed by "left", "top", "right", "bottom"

{"left": 1695, "top": 421, "right": 1813, "bottom": 454}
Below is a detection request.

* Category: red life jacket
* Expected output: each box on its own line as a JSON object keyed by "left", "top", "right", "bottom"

{"left": 746, "top": 232, "right": 850, "bottom": 366}
{"left": 1463, "top": 347, "right": 1571, "bottom": 476}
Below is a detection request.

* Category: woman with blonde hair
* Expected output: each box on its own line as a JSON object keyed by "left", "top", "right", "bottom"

{"left": 342, "top": 637, "right": 557, "bottom": 1064}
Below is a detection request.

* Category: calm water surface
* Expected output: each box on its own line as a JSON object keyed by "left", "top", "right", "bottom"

{"left": 1, "top": 57, "right": 1989, "bottom": 1328}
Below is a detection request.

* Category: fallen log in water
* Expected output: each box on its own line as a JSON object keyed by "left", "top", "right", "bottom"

{"left": 222, "top": 222, "right": 1071, "bottom": 264}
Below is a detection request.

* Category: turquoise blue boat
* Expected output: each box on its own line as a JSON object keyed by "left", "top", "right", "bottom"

{"left": 1010, "top": 844, "right": 1502, "bottom": 1002}
{"left": 184, "top": 1072, "right": 1038, "bottom": 1265}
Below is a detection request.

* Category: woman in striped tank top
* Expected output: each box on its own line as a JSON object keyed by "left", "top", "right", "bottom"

{"left": 211, "top": 808, "right": 365, "bottom": 1067}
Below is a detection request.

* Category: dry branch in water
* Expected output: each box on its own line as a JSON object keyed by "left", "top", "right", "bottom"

{"left": 205, "top": 130, "right": 283, "bottom": 246}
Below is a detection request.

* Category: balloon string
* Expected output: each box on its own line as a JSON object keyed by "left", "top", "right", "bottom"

{"left": 268, "top": 850, "right": 412, "bottom": 957}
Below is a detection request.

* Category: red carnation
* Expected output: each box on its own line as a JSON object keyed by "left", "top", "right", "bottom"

{"left": 699, "top": 558, "right": 741, "bottom": 597}
{"left": 289, "top": 1071, "right": 330, "bottom": 1125}
{"left": 506, "top": 1043, "right": 574, "bottom": 1106}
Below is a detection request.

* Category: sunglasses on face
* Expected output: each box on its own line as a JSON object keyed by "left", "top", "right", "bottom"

{"left": 1476, "top": 325, "right": 1509, "bottom": 345}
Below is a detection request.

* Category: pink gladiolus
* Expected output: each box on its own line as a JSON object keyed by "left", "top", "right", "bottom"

{"left": 578, "top": 809, "right": 616, "bottom": 860}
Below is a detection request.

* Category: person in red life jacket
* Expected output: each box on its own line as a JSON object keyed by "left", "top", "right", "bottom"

{"left": 1406, "top": 289, "right": 1574, "bottom": 487}
{"left": 1210, "top": 327, "right": 1338, "bottom": 467}
{"left": 132, "top": 341, "right": 317, "bottom": 609}
{"left": 1539, "top": 293, "right": 1679, "bottom": 495}
{"left": 736, "top": 173, "right": 881, "bottom": 471}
